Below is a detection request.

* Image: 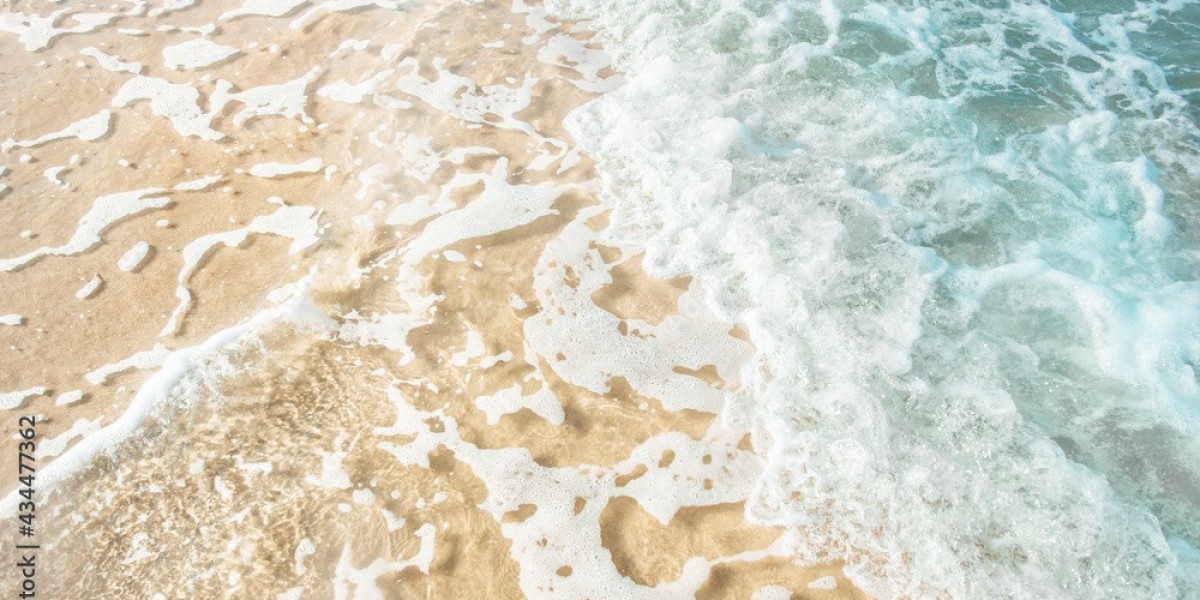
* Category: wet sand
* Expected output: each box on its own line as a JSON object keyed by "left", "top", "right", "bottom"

{"left": 0, "top": 1, "right": 868, "bottom": 598}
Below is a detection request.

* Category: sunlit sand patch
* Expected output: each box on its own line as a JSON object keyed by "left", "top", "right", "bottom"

{"left": 592, "top": 250, "right": 692, "bottom": 325}
{"left": 0, "top": 0, "right": 438, "bottom": 477}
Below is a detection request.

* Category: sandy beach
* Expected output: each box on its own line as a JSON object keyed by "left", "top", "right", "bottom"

{"left": 0, "top": 1, "right": 865, "bottom": 598}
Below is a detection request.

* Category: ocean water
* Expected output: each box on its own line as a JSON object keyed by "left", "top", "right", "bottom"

{"left": 543, "top": 0, "right": 1200, "bottom": 597}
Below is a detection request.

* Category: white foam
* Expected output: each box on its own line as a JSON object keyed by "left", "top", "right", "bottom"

{"left": 113, "top": 77, "right": 225, "bottom": 141}
{"left": 74, "top": 275, "right": 103, "bottom": 299}
{"left": 449, "top": 329, "right": 485, "bottom": 367}
{"left": 85, "top": 344, "right": 170, "bottom": 385}
{"left": 55, "top": 390, "right": 85, "bottom": 406}
{"left": 330, "top": 522, "right": 435, "bottom": 597}
{"left": 290, "top": 0, "right": 402, "bottom": 30}
{"left": 220, "top": 0, "right": 309, "bottom": 20}
{"left": 399, "top": 159, "right": 563, "bottom": 265}
{"left": 2, "top": 110, "right": 112, "bottom": 151}
{"left": 80, "top": 47, "right": 143, "bottom": 74}
{"left": 317, "top": 70, "right": 396, "bottom": 105}
{"left": 214, "top": 476, "right": 234, "bottom": 500}
{"left": 276, "top": 588, "right": 302, "bottom": 600}
{"left": 121, "top": 532, "right": 157, "bottom": 564}
{"left": 807, "top": 576, "right": 838, "bottom": 590}
{"left": 36, "top": 417, "right": 102, "bottom": 459}
{"left": 247, "top": 158, "right": 323, "bottom": 178}
{"left": 43, "top": 165, "right": 70, "bottom": 188}
{"left": 540, "top": 0, "right": 1200, "bottom": 595}
{"left": 391, "top": 59, "right": 568, "bottom": 165}
{"left": 0, "top": 274, "right": 335, "bottom": 517}
{"left": 0, "top": 188, "right": 169, "bottom": 272}
{"left": 474, "top": 383, "right": 563, "bottom": 426}
{"left": 0, "top": 314, "right": 24, "bottom": 326}
{"left": 537, "top": 34, "right": 620, "bottom": 93}
{"left": 147, "top": 0, "right": 197, "bottom": 17}
{"left": 479, "top": 351, "right": 511, "bottom": 368}
{"left": 374, "top": 144, "right": 498, "bottom": 221}
{"left": 380, "top": 508, "right": 405, "bottom": 532}
{"left": 162, "top": 39, "right": 239, "bottom": 70}
{"left": 0, "top": 10, "right": 116, "bottom": 51}
{"left": 375, "top": 382, "right": 771, "bottom": 599}
{"left": 174, "top": 174, "right": 223, "bottom": 191}
{"left": 0, "top": 386, "right": 46, "bottom": 411}
{"left": 328, "top": 38, "right": 371, "bottom": 58}
{"left": 210, "top": 68, "right": 321, "bottom": 128}
{"left": 336, "top": 267, "right": 439, "bottom": 366}
{"left": 352, "top": 488, "right": 374, "bottom": 505}
{"left": 751, "top": 585, "right": 792, "bottom": 600}
{"left": 236, "top": 456, "right": 273, "bottom": 475}
{"left": 306, "top": 437, "right": 354, "bottom": 490}
{"left": 160, "top": 205, "right": 321, "bottom": 336}
{"left": 294, "top": 538, "right": 316, "bottom": 575}
{"left": 117, "top": 241, "right": 152, "bottom": 272}
{"left": 525, "top": 215, "right": 748, "bottom": 413}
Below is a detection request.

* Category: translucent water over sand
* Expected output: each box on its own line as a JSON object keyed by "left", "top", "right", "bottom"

{"left": 0, "top": 1, "right": 860, "bottom": 598}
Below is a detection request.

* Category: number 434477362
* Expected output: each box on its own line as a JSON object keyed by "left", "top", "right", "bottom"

{"left": 17, "top": 415, "right": 37, "bottom": 530}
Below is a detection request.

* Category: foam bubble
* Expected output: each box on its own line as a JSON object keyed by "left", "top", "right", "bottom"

{"left": 55, "top": 390, "right": 85, "bottom": 406}
{"left": 117, "top": 241, "right": 152, "bottom": 272}
{"left": 0, "top": 386, "right": 46, "bottom": 411}
{"left": 113, "top": 77, "right": 225, "bottom": 141}
{"left": 210, "top": 68, "right": 321, "bottom": 128}
{"left": 2, "top": 109, "right": 112, "bottom": 151}
{"left": 752, "top": 585, "right": 792, "bottom": 600}
{"left": 36, "top": 418, "right": 103, "bottom": 459}
{"left": 85, "top": 344, "right": 171, "bottom": 385}
{"left": 74, "top": 275, "right": 103, "bottom": 299}
{"left": 219, "top": 0, "right": 309, "bottom": 21}
{"left": 247, "top": 158, "right": 323, "bottom": 178}
{"left": 80, "top": 47, "right": 143, "bottom": 74}
{"left": 0, "top": 9, "right": 116, "bottom": 51}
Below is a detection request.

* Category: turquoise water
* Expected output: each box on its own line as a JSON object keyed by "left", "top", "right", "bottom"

{"left": 545, "top": 0, "right": 1200, "bottom": 596}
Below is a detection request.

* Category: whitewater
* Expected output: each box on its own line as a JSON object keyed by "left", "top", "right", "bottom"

{"left": 543, "top": 0, "right": 1200, "bottom": 597}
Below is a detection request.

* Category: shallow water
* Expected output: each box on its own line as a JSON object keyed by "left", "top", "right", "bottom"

{"left": 0, "top": 1, "right": 860, "bottom": 598}
{"left": 542, "top": 0, "right": 1200, "bottom": 596}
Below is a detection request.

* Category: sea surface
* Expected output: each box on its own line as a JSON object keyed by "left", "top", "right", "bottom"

{"left": 0, "top": 0, "right": 1198, "bottom": 598}
{"left": 543, "top": 0, "right": 1200, "bottom": 596}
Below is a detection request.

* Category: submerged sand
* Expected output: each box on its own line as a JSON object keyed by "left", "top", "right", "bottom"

{"left": 0, "top": 1, "right": 867, "bottom": 598}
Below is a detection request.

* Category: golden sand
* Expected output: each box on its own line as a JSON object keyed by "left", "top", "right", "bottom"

{"left": 0, "top": 1, "right": 868, "bottom": 598}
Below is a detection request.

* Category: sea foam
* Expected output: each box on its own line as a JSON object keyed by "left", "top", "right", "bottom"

{"left": 545, "top": 0, "right": 1200, "bottom": 597}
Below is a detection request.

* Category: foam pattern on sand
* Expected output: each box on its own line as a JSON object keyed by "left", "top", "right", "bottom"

{"left": 0, "top": 1, "right": 863, "bottom": 599}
